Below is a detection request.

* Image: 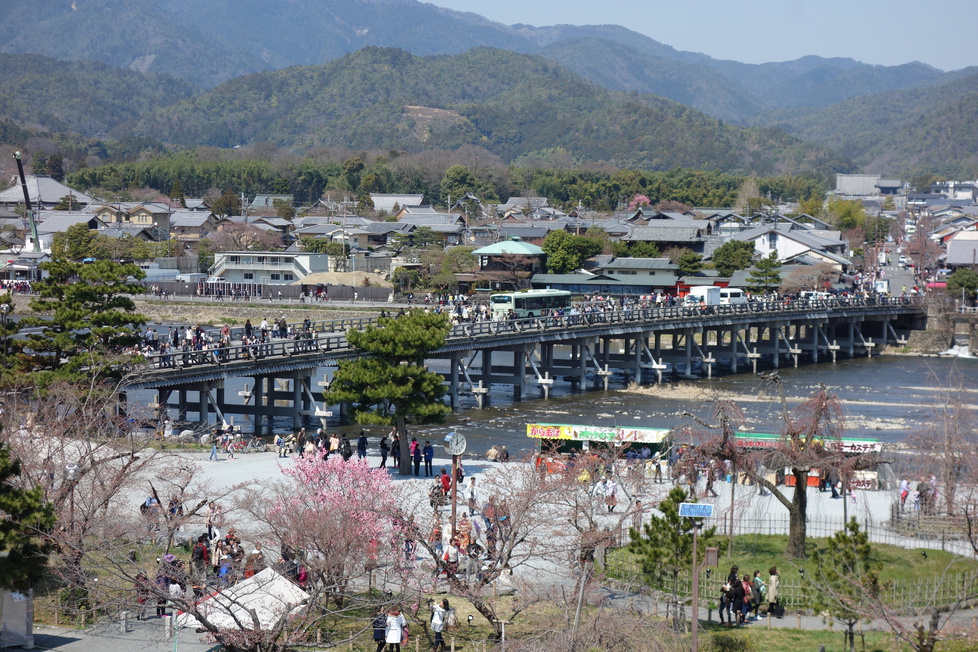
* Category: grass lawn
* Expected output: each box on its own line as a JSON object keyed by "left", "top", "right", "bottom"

{"left": 609, "top": 532, "right": 978, "bottom": 585}
{"left": 715, "top": 532, "right": 978, "bottom": 583}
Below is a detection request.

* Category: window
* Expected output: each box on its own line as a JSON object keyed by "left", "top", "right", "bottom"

{"left": 229, "top": 256, "right": 240, "bottom": 264}
{"left": 767, "top": 233, "right": 777, "bottom": 248}
{"left": 243, "top": 273, "right": 253, "bottom": 280}
{"left": 283, "top": 273, "right": 294, "bottom": 281}
{"left": 270, "top": 273, "right": 281, "bottom": 280}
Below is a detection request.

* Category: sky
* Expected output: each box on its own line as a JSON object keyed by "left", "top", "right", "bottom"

{"left": 430, "top": 0, "right": 977, "bottom": 72}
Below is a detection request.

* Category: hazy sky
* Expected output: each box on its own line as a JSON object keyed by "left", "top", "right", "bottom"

{"left": 430, "top": 0, "right": 976, "bottom": 71}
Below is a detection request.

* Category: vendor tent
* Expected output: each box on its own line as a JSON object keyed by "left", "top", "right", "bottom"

{"left": 175, "top": 568, "right": 308, "bottom": 632}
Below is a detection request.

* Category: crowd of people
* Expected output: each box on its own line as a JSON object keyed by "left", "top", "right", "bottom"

{"left": 900, "top": 475, "right": 940, "bottom": 512}
{"left": 133, "top": 497, "right": 318, "bottom": 621}
{"left": 0, "top": 279, "right": 32, "bottom": 294}
{"left": 718, "top": 565, "right": 783, "bottom": 626}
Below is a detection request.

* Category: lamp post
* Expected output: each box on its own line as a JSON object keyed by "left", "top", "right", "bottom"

{"left": 64, "top": 463, "right": 80, "bottom": 536}
{"left": 0, "top": 303, "right": 9, "bottom": 369}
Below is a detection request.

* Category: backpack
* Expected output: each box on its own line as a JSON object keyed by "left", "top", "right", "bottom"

{"left": 191, "top": 542, "right": 210, "bottom": 564}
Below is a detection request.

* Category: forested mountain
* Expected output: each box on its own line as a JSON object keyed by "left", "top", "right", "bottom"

{"left": 0, "top": 0, "right": 972, "bottom": 176}
{"left": 538, "top": 38, "right": 766, "bottom": 123}
{"left": 154, "top": 0, "right": 535, "bottom": 66}
{"left": 755, "top": 69, "right": 978, "bottom": 176}
{"left": 0, "top": 0, "right": 959, "bottom": 115}
{"left": 120, "top": 47, "right": 848, "bottom": 176}
{"left": 0, "top": 53, "right": 194, "bottom": 137}
{"left": 0, "top": 0, "right": 264, "bottom": 88}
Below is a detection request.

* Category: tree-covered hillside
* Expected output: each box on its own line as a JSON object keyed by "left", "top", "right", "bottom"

{"left": 0, "top": 53, "right": 194, "bottom": 137}
{"left": 758, "top": 69, "right": 978, "bottom": 176}
{"left": 122, "top": 47, "right": 848, "bottom": 176}
{"left": 0, "top": 0, "right": 265, "bottom": 88}
{"left": 539, "top": 38, "right": 765, "bottom": 123}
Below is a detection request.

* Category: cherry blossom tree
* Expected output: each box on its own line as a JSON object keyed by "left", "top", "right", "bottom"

{"left": 247, "top": 456, "right": 405, "bottom": 607}
{"left": 628, "top": 194, "right": 651, "bottom": 211}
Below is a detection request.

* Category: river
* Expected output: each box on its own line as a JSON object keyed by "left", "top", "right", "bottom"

{"left": 137, "top": 353, "right": 978, "bottom": 458}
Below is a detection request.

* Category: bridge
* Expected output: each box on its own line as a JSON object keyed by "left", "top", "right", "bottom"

{"left": 123, "top": 297, "right": 925, "bottom": 433}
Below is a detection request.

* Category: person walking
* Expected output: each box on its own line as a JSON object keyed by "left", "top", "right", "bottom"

{"left": 430, "top": 599, "right": 449, "bottom": 651}
{"left": 208, "top": 429, "right": 219, "bottom": 462}
{"left": 767, "top": 566, "right": 781, "bottom": 618}
{"left": 379, "top": 434, "right": 390, "bottom": 468}
{"left": 750, "top": 569, "right": 766, "bottom": 620}
{"left": 423, "top": 440, "right": 434, "bottom": 477}
{"left": 384, "top": 608, "right": 407, "bottom": 652}
{"left": 372, "top": 609, "right": 387, "bottom": 652}
{"left": 357, "top": 430, "right": 369, "bottom": 460}
{"left": 411, "top": 437, "right": 422, "bottom": 476}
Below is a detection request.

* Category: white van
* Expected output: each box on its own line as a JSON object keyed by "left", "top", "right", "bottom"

{"left": 718, "top": 288, "right": 748, "bottom": 305}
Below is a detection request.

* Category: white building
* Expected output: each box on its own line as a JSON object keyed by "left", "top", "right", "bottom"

{"left": 208, "top": 251, "right": 331, "bottom": 285}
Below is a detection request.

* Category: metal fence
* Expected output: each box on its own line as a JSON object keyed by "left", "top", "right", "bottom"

{"left": 607, "top": 559, "right": 978, "bottom": 611}
{"left": 607, "top": 510, "right": 978, "bottom": 610}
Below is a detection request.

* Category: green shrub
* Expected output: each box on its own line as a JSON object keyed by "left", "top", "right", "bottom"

{"left": 705, "top": 631, "right": 756, "bottom": 652}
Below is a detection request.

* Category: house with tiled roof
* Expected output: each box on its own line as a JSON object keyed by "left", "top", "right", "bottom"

{"left": 27, "top": 211, "right": 104, "bottom": 253}
{"left": 620, "top": 222, "right": 714, "bottom": 252}
{"left": 0, "top": 175, "right": 96, "bottom": 209}
{"left": 94, "top": 202, "right": 172, "bottom": 236}
{"left": 169, "top": 210, "right": 220, "bottom": 242}
{"left": 249, "top": 195, "right": 293, "bottom": 214}
{"left": 370, "top": 194, "right": 425, "bottom": 214}
{"left": 730, "top": 223, "right": 850, "bottom": 270}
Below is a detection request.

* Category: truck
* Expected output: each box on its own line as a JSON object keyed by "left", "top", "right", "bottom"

{"left": 873, "top": 279, "right": 890, "bottom": 295}
{"left": 684, "top": 286, "right": 722, "bottom": 306}
{"left": 878, "top": 251, "right": 888, "bottom": 266}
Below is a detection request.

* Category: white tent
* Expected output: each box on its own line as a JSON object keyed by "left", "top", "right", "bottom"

{"left": 175, "top": 568, "right": 308, "bottom": 631}
{"left": 0, "top": 590, "right": 32, "bottom": 649}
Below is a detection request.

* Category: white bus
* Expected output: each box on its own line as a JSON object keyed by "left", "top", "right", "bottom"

{"left": 490, "top": 289, "right": 572, "bottom": 319}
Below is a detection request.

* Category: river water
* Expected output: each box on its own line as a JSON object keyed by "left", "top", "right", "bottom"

{"left": 139, "top": 353, "right": 978, "bottom": 459}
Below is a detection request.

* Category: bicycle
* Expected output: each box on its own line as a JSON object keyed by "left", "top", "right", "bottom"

{"left": 245, "top": 436, "right": 267, "bottom": 453}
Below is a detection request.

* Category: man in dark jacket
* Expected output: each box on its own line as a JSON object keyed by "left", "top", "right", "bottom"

{"left": 357, "top": 430, "right": 368, "bottom": 459}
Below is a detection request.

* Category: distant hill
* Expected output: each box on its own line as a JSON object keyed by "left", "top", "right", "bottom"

{"left": 754, "top": 69, "right": 978, "bottom": 175}
{"left": 0, "top": 52, "right": 195, "bottom": 137}
{"left": 0, "top": 0, "right": 264, "bottom": 88}
{"left": 121, "top": 47, "right": 848, "bottom": 175}
{"left": 154, "top": 0, "right": 535, "bottom": 65}
{"left": 538, "top": 37, "right": 765, "bottom": 123}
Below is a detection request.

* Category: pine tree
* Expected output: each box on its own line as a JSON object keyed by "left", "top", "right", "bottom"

{"left": 628, "top": 486, "right": 723, "bottom": 612}
{"left": 0, "top": 442, "right": 55, "bottom": 590}
{"left": 323, "top": 311, "right": 451, "bottom": 475}
{"left": 810, "top": 519, "right": 882, "bottom": 652}
{"left": 747, "top": 251, "right": 782, "bottom": 293}
{"left": 169, "top": 179, "right": 186, "bottom": 207}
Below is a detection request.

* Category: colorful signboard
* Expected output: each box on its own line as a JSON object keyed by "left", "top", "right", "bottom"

{"left": 526, "top": 423, "right": 670, "bottom": 444}
{"left": 733, "top": 432, "right": 881, "bottom": 454}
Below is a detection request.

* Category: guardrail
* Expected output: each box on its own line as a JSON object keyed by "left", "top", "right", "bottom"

{"left": 137, "top": 296, "right": 921, "bottom": 371}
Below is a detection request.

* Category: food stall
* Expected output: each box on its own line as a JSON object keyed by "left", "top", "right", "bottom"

{"left": 527, "top": 422, "right": 672, "bottom": 472}
{"left": 733, "top": 431, "right": 883, "bottom": 489}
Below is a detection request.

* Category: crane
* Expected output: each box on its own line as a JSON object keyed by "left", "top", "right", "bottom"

{"left": 12, "top": 151, "right": 41, "bottom": 253}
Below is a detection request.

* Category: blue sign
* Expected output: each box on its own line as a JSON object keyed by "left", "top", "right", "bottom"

{"left": 678, "top": 503, "right": 714, "bottom": 518}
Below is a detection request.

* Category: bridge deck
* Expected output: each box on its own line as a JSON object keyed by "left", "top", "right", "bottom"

{"left": 123, "top": 297, "right": 923, "bottom": 391}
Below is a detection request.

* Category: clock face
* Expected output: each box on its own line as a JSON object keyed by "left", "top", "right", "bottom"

{"left": 445, "top": 432, "right": 467, "bottom": 455}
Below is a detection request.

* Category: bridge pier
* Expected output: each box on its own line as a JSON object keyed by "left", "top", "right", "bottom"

{"left": 129, "top": 298, "right": 924, "bottom": 424}
{"left": 449, "top": 354, "right": 460, "bottom": 408}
